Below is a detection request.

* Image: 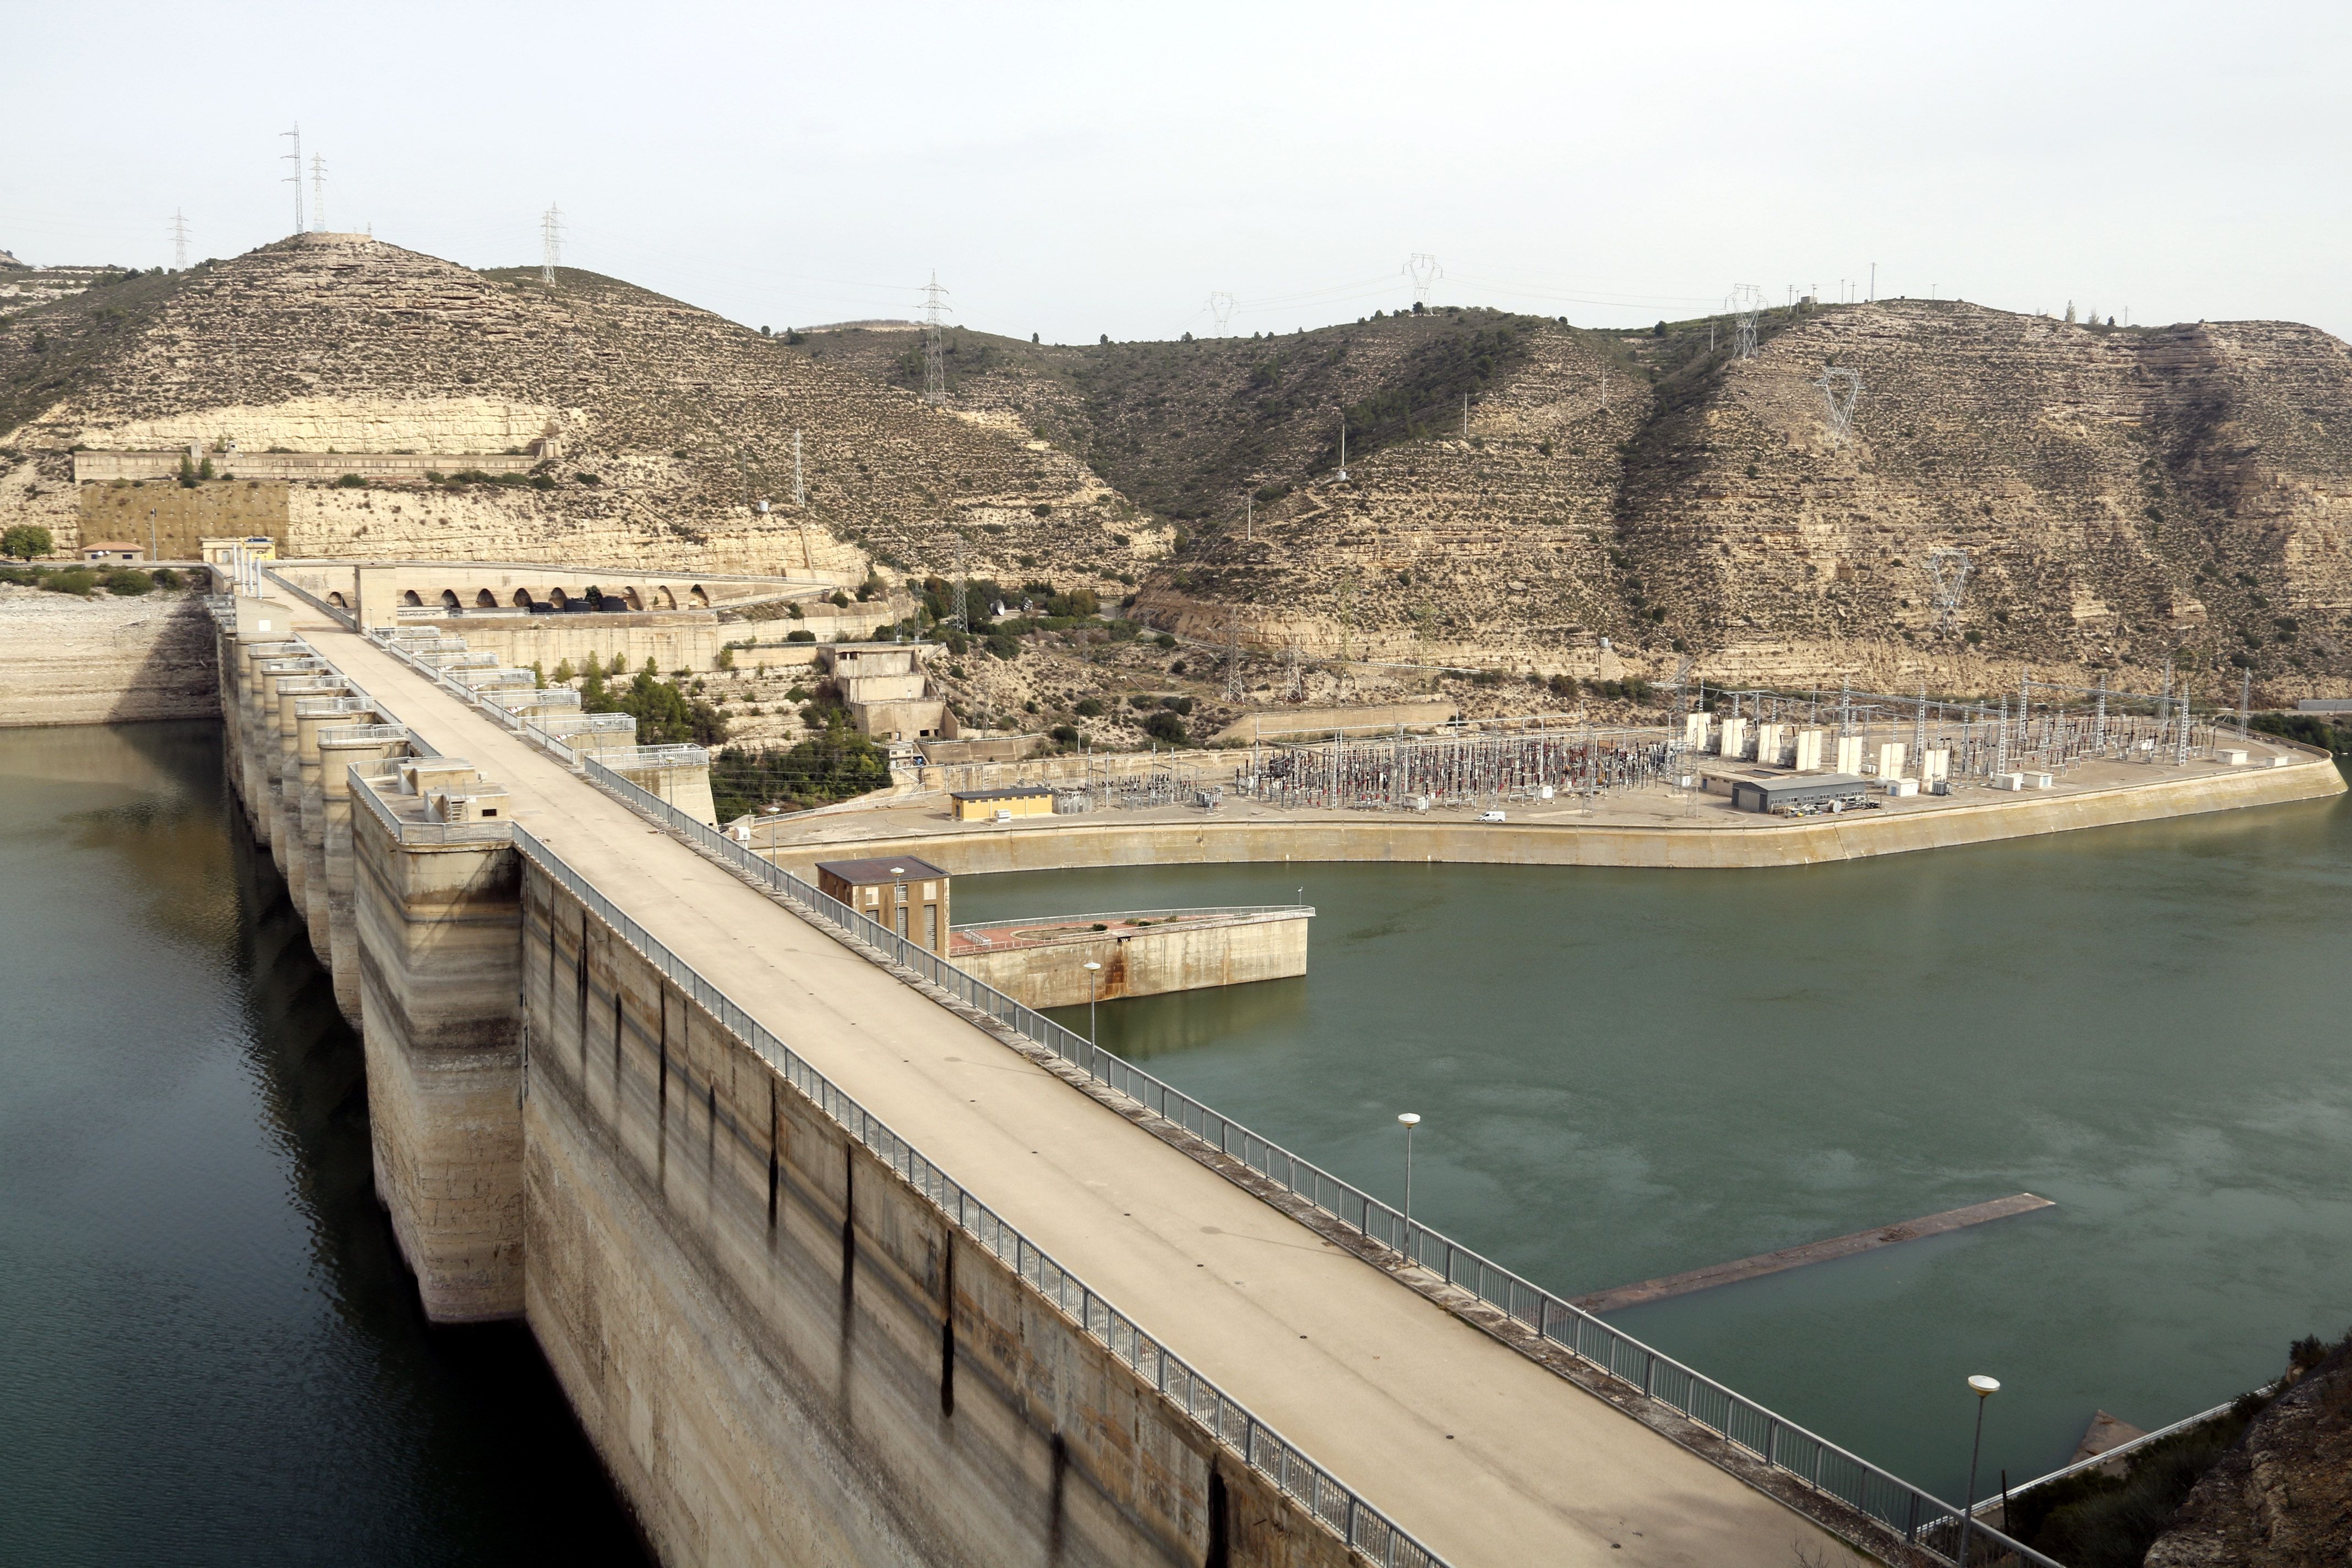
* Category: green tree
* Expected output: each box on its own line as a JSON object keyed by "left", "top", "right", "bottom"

{"left": 2, "top": 525, "right": 53, "bottom": 560}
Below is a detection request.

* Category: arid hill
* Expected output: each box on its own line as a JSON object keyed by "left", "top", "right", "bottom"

{"left": 0, "top": 232, "right": 1148, "bottom": 586}
{"left": 7, "top": 231, "right": 2351, "bottom": 699}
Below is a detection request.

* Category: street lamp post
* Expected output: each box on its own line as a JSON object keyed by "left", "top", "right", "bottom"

{"left": 1958, "top": 1374, "right": 2001, "bottom": 1567}
{"left": 1396, "top": 1113, "right": 1421, "bottom": 1249}
{"left": 1082, "top": 960, "right": 1102, "bottom": 1043}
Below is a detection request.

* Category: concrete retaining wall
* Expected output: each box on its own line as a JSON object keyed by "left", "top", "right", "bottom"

{"left": 774, "top": 759, "right": 2346, "bottom": 879}
{"left": 956, "top": 912, "right": 1310, "bottom": 1008}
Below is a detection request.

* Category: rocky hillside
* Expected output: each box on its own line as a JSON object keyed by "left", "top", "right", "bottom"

{"left": 0, "top": 233, "right": 1148, "bottom": 587}
{"left": 7, "top": 231, "right": 2350, "bottom": 700}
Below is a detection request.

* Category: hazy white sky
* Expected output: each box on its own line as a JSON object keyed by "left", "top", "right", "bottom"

{"left": 6, "top": 1, "right": 2347, "bottom": 342}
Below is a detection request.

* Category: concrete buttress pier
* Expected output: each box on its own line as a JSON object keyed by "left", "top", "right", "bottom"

{"left": 351, "top": 761, "right": 528, "bottom": 1322}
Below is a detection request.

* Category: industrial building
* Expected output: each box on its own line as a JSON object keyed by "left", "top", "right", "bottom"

{"left": 949, "top": 784, "right": 1055, "bottom": 822}
{"left": 1723, "top": 774, "right": 1875, "bottom": 815}
{"left": 814, "top": 855, "right": 952, "bottom": 954}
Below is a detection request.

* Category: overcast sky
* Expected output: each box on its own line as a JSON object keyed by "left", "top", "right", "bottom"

{"left": 6, "top": 1, "right": 2347, "bottom": 343}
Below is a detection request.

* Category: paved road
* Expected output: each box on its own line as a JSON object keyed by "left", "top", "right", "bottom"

{"left": 312, "top": 615, "right": 1836, "bottom": 1568}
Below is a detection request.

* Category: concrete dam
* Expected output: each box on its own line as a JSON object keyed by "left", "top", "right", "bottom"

{"left": 205, "top": 570, "right": 2064, "bottom": 1568}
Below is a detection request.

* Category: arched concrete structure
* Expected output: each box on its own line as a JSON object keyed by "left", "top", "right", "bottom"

{"left": 402, "top": 590, "right": 424, "bottom": 607}
{"left": 548, "top": 588, "right": 570, "bottom": 609}
{"left": 440, "top": 590, "right": 462, "bottom": 610}
{"left": 328, "top": 591, "right": 349, "bottom": 609}
{"left": 690, "top": 585, "right": 710, "bottom": 608}
{"left": 513, "top": 589, "right": 535, "bottom": 609}
{"left": 476, "top": 589, "right": 499, "bottom": 608}
{"left": 623, "top": 587, "right": 646, "bottom": 611}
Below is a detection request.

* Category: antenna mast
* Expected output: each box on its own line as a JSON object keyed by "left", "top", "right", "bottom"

{"left": 921, "top": 271, "right": 950, "bottom": 405}
{"left": 540, "top": 204, "right": 563, "bottom": 285}
{"left": 280, "top": 124, "right": 304, "bottom": 235}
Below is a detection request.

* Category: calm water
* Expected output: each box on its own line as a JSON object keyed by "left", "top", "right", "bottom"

{"left": 0, "top": 722, "right": 645, "bottom": 1566}
{"left": 956, "top": 771, "right": 2352, "bottom": 1502}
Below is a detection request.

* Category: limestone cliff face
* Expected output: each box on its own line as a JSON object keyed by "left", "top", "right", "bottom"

{"left": 0, "top": 233, "right": 1143, "bottom": 586}
{"left": 1615, "top": 302, "right": 2352, "bottom": 695}
{"left": 0, "top": 587, "right": 219, "bottom": 727}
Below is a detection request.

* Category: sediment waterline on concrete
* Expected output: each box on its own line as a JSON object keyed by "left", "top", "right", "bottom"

{"left": 764, "top": 749, "right": 2345, "bottom": 879}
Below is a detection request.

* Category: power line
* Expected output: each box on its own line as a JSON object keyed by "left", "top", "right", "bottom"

{"left": 280, "top": 124, "right": 304, "bottom": 235}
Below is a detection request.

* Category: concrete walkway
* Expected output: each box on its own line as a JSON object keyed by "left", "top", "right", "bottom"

{"left": 310, "top": 614, "right": 1841, "bottom": 1568}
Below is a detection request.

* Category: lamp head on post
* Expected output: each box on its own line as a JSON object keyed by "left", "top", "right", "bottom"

{"left": 1396, "top": 1113, "right": 1420, "bottom": 1129}
{"left": 1969, "top": 1375, "right": 2000, "bottom": 1398}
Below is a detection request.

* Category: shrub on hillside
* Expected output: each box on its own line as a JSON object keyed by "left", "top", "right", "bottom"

{"left": 102, "top": 569, "right": 153, "bottom": 596}
{"left": 1142, "top": 710, "right": 1188, "bottom": 744}
{"left": 41, "top": 569, "right": 98, "bottom": 597}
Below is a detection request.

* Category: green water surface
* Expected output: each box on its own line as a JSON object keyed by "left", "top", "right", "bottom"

{"left": 954, "top": 772, "right": 2352, "bottom": 1502}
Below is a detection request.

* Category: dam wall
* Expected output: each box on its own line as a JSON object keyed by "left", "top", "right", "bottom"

{"left": 513, "top": 852, "right": 1349, "bottom": 1568}
{"left": 204, "top": 603, "right": 1404, "bottom": 1568}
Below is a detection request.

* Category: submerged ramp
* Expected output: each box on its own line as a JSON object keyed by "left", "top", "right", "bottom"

{"left": 1575, "top": 1194, "right": 2056, "bottom": 1314}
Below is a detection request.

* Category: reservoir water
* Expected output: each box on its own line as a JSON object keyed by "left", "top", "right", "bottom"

{"left": 0, "top": 722, "right": 646, "bottom": 1566}
{"left": 6, "top": 718, "right": 2344, "bottom": 1543}
{"left": 954, "top": 769, "right": 2352, "bottom": 1504}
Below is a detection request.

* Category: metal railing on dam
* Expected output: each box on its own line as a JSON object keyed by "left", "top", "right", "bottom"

{"left": 508, "top": 824, "right": 1450, "bottom": 1568}
{"left": 333, "top": 605, "right": 2061, "bottom": 1567}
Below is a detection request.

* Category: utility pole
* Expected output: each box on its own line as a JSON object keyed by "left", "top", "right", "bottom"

{"left": 1337, "top": 413, "right": 1348, "bottom": 481}
{"left": 792, "top": 429, "right": 805, "bottom": 507}
{"left": 309, "top": 153, "right": 329, "bottom": 232}
{"left": 280, "top": 124, "right": 304, "bottom": 235}
{"left": 1870, "top": 262, "right": 1876, "bottom": 302}
{"left": 541, "top": 203, "right": 563, "bottom": 285}
{"left": 1244, "top": 492, "right": 1252, "bottom": 545}
{"left": 921, "top": 271, "right": 950, "bottom": 405}
{"left": 1462, "top": 391, "right": 1469, "bottom": 440}
{"left": 169, "top": 210, "right": 190, "bottom": 270}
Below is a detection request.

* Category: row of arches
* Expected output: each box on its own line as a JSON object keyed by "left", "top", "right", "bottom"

{"left": 394, "top": 584, "right": 712, "bottom": 613}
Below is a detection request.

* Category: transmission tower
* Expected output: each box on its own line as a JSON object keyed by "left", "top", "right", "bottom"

{"left": 541, "top": 204, "right": 564, "bottom": 285}
{"left": 954, "top": 533, "right": 970, "bottom": 635}
{"left": 1403, "top": 253, "right": 1442, "bottom": 306}
{"left": 280, "top": 124, "right": 304, "bottom": 235}
{"left": 169, "top": 210, "right": 190, "bottom": 270}
{"left": 309, "top": 154, "right": 329, "bottom": 232}
{"left": 792, "top": 429, "right": 806, "bottom": 507}
{"left": 1224, "top": 612, "right": 1245, "bottom": 700}
{"left": 921, "top": 271, "right": 950, "bottom": 405}
{"left": 1208, "top": 292, "right": 1236, "bottom": 335}
{"left": 1814, "top": 366, "right": 1862, "bottom": 444}
{"left": 1924, "top": 547, "right": 1970, "bottom": 639}
{"left": 1727, "top": 284, "right": 1765, "bottom": 360}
